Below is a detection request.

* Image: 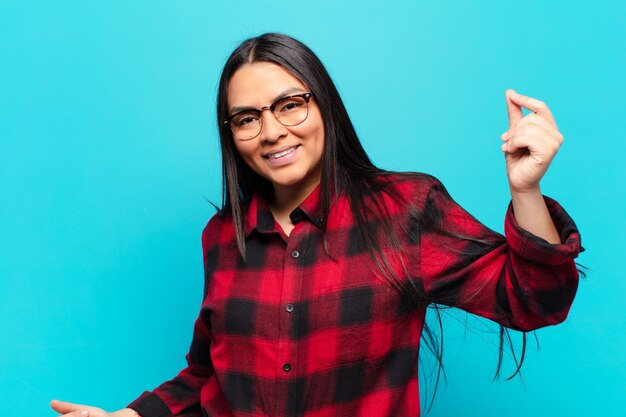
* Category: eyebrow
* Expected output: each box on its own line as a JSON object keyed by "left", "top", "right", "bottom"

{"left": 228, "top": 87, "right": 306, "bottom": 115}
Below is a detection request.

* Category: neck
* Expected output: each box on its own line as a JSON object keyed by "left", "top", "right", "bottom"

{"left": 271, "top": 178, "right": 320, "bottom": 218}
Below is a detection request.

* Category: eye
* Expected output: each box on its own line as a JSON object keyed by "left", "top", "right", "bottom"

{"left": 232, "top": 112, "right": 259, "bottom": 127}
{"left": 277, "top": 97, "right": 305, "bottom": 113}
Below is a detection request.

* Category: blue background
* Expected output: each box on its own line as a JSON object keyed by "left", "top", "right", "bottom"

{"left": 1, "top": 1, "right": 624, "bottom": 415}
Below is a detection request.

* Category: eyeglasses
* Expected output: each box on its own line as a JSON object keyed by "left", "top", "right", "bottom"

{"left": 224, "top": 92, "right": 313, "bottom": 141}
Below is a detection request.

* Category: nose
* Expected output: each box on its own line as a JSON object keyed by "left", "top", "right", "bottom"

{"left": 259, "top": 109, "right": 288, "bottom": 143}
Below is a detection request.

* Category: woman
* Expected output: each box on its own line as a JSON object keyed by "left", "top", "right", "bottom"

{"left": 51, "top": 33, "right": 582, "bottom": 417}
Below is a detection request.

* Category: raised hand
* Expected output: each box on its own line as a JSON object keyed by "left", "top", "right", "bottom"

{"left": 501, "top": 89, "right": 564, "bottom": 194}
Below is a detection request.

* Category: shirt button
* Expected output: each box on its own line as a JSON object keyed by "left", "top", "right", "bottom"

{"left": 285, "top": 304, "right": 294, "bottom": 313}
{"left": 290, "top": 250, "right": 300, "bottom": 259}
{"left": 283, "top": 363, "right": 291, "bottom": 372}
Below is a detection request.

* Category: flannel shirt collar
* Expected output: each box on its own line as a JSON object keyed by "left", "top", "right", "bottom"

{"left": 244, "top": 183, "right": 325, "bottom": 237}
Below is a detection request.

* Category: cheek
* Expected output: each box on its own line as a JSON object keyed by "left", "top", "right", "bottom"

{"left": 234, "top": 143, "right": 259, "bottom": 168}
{"left": 301, "top": 112, "right": 325, "bottom": 147}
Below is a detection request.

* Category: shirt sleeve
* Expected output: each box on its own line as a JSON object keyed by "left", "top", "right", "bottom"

{"left": 126, "top": 316, "right": 214, "bottom": 417}
{"left": 127, "top": 226, "right": 217, "bottom": 417}
{"left": 418, "top": 176, "right": 583, "bottom": 331}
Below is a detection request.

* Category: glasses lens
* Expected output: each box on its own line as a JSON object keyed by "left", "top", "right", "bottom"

{"left": 275, "top": 96, "right": 309, "bottom": 126}
{"left": 230, "top": 111, "right": 261, "bottom": 140}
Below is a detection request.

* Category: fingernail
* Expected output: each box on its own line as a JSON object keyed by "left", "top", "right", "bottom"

{"left": 80, "top": 410, "right": 89, "bottom": 416}
{"left": 510, "top": 92, "right": 520, "bottom": 100}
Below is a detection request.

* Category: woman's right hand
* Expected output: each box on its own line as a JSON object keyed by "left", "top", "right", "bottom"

{"left": 50, "top": 400, "right": 138, "bottom": 417}
{"left": 50, "top": 400, "right": 109, "bottom": 417}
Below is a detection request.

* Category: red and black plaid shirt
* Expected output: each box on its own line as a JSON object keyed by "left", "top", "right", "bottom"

{"left": 128, "top": 173, "right": 582, "bottom": 417}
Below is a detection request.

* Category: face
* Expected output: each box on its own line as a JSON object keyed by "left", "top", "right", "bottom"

{"left": 227, "top": 62, "right": 325, "bottom": 198}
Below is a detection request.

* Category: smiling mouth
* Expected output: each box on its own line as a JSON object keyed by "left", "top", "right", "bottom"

{"left": 265, "top": 145, "right": 300, "bottom": 159}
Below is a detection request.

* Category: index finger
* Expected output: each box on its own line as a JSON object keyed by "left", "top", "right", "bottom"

{"left": 50, "top": 400, "right": 88, "bottom": 414}
{"left": 509, "top": 92, "right": 557, "bottom": 126}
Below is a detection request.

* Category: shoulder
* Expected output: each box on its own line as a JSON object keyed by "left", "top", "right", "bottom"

{"left": 371, "top": 171, "right": 447, "bottom": 204}
{"left": 200, "top": 210, "right": 236, "bottom": 255}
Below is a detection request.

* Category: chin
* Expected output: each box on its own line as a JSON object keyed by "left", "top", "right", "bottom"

{"left": 269, "top": 169, "right": 318, "bottom": 189}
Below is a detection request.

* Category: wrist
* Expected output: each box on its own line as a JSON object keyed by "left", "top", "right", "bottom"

{"left": 509, "top": 185, "right": 542, "bottom": 202}
{"left": 111, "top": 409, "right": 141, "bottom": 417}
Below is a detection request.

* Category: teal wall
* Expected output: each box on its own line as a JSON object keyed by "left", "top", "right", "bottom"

{"left": 1, "top": 1, "right": 624, "bottom": 415}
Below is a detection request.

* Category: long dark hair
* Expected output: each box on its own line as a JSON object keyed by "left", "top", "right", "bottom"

{"left": 216, "top": 32, "right": 383, "bottom": 254}
{"left": 215, "top": 32, "right": 526, "bottom": 411}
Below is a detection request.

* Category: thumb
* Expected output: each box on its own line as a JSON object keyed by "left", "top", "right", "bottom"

{"left": 50, "top": 399, "right": 90, "bottom": 416}
{"left": 505, "top": 89, "right": 523, "bottom": 128}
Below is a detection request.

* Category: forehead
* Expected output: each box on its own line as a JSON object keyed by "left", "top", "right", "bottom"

{"left": 227, "top": 62, "right": 307, "bottom": 107}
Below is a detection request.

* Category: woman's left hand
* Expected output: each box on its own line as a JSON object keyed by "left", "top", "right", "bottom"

{"left": 500, "top": 89, "right": 564, "bottom": 194}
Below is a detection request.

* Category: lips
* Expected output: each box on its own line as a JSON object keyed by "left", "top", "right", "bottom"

{"left": 263, "top": 145, "right": 301, "bottom": 167}
{"left": 264, "top": 145, "right": 300, "bottom": 159}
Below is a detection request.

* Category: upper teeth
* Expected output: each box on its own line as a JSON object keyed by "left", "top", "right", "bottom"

{"left": 268, "top": 147, "right": 296, "bottom": 159}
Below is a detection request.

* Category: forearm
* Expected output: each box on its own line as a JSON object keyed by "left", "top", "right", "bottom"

{"left": 510, "top": 187, "right": 560, "bottom": 244}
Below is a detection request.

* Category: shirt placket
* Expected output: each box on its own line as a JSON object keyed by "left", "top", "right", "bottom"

{"left": 275, "top": 220, "right": 312, "bottom": 417}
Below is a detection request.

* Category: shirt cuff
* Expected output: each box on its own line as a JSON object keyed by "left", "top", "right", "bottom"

{"left": 504, "top": 195, "right": 583, "bottom": 265}
{"left": 128, "top": 391, "right": 172, "bottom": 417}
